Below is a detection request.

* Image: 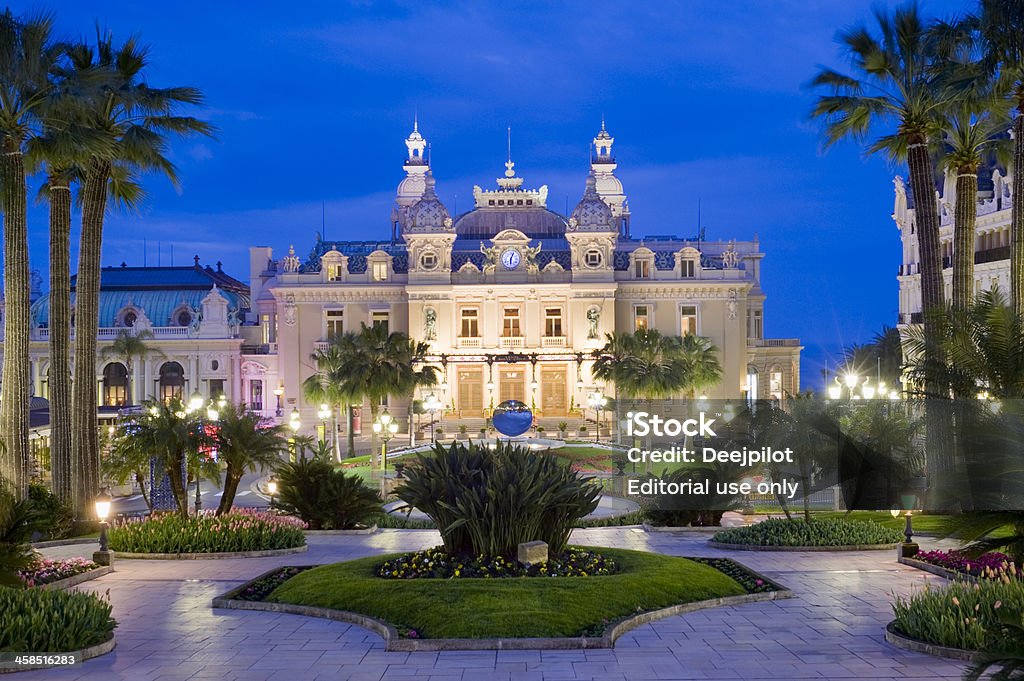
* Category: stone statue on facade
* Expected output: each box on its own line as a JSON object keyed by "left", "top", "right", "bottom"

{"left": 281, "top": 245, "right": 301, "bottom": 273}
{"left": 284, "top": 294, "right": 297, "bottom": 326}
{"left": 721, "top": 240, "right": 740, "bottom": 269}
{"left": 587, "top": 307, "right": 600, "bottom": 339}
{"left": 423, "top": 307, "right": 437, "bottom": 341}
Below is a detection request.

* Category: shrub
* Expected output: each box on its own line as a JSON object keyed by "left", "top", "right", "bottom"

{"left": 395, "top": 440, "right": 600, "bottom": 557}
{"left": 19, "top": 557, "right": 100, "bottom": 587}
{"left": 108, "top": 509, "right": 306, "bottom": 553}
{"left": 376, "top": 547, "right": 617, "bottom": 579}
{"left": 27, "top": 484, "right": 74, "bottom": 540}
{"left": 0, "top": 587, "right": 116, "bottom": 652}
{"left": 273, "top": 458, "right": 381, "bottom": 530}
{"left": 642, "top": 463, "right": 746, "bottom": 527}
{"left": 0, "top": 483, "right": 43, "bottom": 587}
{"left": 892, "top": 580, "right": 1024, "bottom": 652}
{"left": 711, "top": 517, "right": 903, "bottom": 547}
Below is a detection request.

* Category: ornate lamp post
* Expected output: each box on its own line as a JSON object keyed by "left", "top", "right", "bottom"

{"left": 274, "top": 384, "right": 284, "bottom": 417}
{"left": 588, "top": 391, "right": 607, "bottom": 443}
{"left": 424, "top": 392, "right": 442, "bottom": 442}
{"left": 318, "top": 403, "right": 332, "bottom": 446}
{"left": 373, "top": 409, "right": 399, "bottom": 472}
{"left": 267, "top": 479, "right": 277, "bottom": 507}
{"left": 289, "top": 407, "right": 301, "bottom": 461}
{"left": 93, "top": 489, "right": 114, "bottom": 566}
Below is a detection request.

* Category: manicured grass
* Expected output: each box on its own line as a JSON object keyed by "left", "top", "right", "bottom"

{"left": 813, "top": 511, "right": 953, "bottom": 534}
{"left": 267, "top": 547, "right": 746, "bottom": 639}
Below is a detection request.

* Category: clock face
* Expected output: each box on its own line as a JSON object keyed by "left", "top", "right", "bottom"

{"left": 501, "top": 249, "right": 521, "bottom": 269}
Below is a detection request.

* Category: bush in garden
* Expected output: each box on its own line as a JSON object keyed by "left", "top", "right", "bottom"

{"left": 395, "top": 440, "right": 601, "bottom": 557}
{"left": 27, "top": 483, "right": 74, "bottom": 540}
{"left": 712, "top": 517, "right": 902, "bottom": 546}
{"left": 642, "top": 462, "right": 746, "bottom": 527}
{"left": 108, "top": 509, "right": 306, "bottom": 553}
{"left": 892, "top": 579, "right": 1024, "bottom": 652}
{"left": 0, "top": 483, "right": 43, "bottom": 587}
{"left": 0, "top": 587, "right": 116, "bottom": 651}
{"left": 273, "top": 458, "right": 381, "bottom": 530}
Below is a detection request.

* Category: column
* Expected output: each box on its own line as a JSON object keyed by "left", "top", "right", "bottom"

{"left": 231, "top": 353, "right": 242, "bottom": 407}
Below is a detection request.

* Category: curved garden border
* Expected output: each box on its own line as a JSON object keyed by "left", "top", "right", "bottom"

{"left": 305, "top": 526, "right": 378, "bottom": 536}
{"left": 36, "top": 566, "right": 113, "bottom": 591}
{"left": 30, "top": 538, "right": 98, "bottom": 549}
{"left": 884, "top": 621, "right": 982, "bottom": 662}
{"left": 643, "top": 524, "right": 723, "bottom": 534}
{"left": 897, "top": 556, "right": 978, "bottom": 582}
{"left": 116, "top": 545, "right": 307, "bottom": 560}
{"left": 0, "top": 635, "right": 116, "bottom": 674}
{"left": 708, "top": 540, "right": 899, "bottom": 552}
{"left": 212, "top": 564, "right": 792, "bottom": 651}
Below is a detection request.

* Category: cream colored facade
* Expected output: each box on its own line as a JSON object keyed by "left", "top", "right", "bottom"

{"left": 257, "top": 124, "right": 801, "bottom": 434}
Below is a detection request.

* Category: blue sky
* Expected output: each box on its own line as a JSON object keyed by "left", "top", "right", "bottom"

{"left": 15, "top": 0, "right": 970, "bottom": 390}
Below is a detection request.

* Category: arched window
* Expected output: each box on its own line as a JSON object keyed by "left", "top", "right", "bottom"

{"left": 158, "top": 361, "right": 185, "bottom": 403}
{"left": 122, "top": 310, "right": 137, "bottom": 327}
{"left": 103, "top": 363, "right": 129, "bottom": 406}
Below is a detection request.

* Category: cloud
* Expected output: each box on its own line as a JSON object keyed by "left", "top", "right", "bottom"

{"left": 188, "top": 144, "right": 214, "bottom": 162}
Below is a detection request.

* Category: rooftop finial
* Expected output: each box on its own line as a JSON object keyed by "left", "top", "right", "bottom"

{"left": 507, "top": 125, "right": 511, "bottom": 164}
{"left": 414, "top": 109, "right": 418, "bottom": 133}
{"left": 601, "top": 114, "right": 606, "bottom": 132}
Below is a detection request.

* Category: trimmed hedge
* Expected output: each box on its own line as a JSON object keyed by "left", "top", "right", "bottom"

{"left": 0, "top": 586, "right": 116, "bottom": 652}
{"left": 711, "top": 517, "right": 903, "bottom": 547}
{"left": 109, "top": 509, "right": 306, "bottom": 553}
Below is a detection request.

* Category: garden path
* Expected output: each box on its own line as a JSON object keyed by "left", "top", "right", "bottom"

{"left": 26, "top": 529, "right": 966, "bottom": 681}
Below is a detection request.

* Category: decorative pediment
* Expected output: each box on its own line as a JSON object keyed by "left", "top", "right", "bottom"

{"left": 491, "top": 229, "right": 530, "bottom": 244}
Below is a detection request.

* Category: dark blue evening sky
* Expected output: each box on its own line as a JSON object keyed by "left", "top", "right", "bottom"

{"left": 13, "top": 0, "right": 970, "bottom": 390}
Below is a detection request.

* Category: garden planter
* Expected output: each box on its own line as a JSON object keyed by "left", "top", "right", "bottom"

{"left": 884, "top": 621, "right": 982, "bottom": 661}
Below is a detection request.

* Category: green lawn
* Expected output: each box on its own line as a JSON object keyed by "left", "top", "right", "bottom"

{"left": 268, "top": 547, "right": 746, "bottom": 639}
{"left": 813, "top": 511, "right": 953, "bottom": 534}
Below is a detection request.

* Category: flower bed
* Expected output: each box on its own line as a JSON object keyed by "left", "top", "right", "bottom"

{"left": 891, "top": 580, "right": 1024, "bottom": 653}
{"left": 691, "top": 558, "right": 776, "bottom": 594}
{"left": 109, "top": 509, "right": 307, "bottom": 554}
{"left": 235, "top": 566, "right": 314, "bottom": 601}
{"left": 912, "top": 549, "right": 1022, "bottom": 581}
{"left": 19, "top": 557, "right": 100, "bottom": 587}
{"left": 711, "top": 517, "right": 903, "bottom": 547}
{"left": 376, "top": 547, "right": 617, "bottom": 579}
{"left": 0, "top": 587, "right": 116, "bottom": 653}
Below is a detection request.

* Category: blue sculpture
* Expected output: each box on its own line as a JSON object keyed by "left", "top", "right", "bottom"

{"left": 492, "top": 400, "right": 533, "bottom": 437}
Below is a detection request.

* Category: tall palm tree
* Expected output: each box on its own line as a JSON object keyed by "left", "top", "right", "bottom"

{"left": 0, "top": 9, "right": 62, "bottom": 497}
{"left": 332, "top": 324, "right": 437, "bottom": 467}
{"left": 100, "top": 329, "right": 161, "bottom": 405}
{"left": 211, "top": 402, "right": 286, "bottom": 515}
{"left": 976, "top": 0, "right": 1024, "bottom": 317}
{"left": 67, "top": 32, "right": 212, "bottom": 517}
{"left": 591, "top": 329, "right": 721, "bottom": 400}
{"left": 303, "top": 337, "right": 357, "bottom": 461}
{"left": 841, "top": 326, "right": 905, "bottom": 387}
{"left": 676, "top": 334, "right": 723, "bottom": 398}
{"left": 811, "top": 4, "right": 954, "bottom": 500}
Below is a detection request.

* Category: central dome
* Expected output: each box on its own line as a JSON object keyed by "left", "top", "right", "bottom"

{"left": 453, "top": 206, "right": 568, "bottom": 239}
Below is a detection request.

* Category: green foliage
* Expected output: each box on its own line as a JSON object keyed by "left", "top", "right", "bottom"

{"left": 273, "top": 458, "right": 381, "bottom": 530}
{"left": 893, "top": 579, "right": 1024, "bottom": 653}
{"left": 965, "top": 602, "right": 1024, "bottom": 681}
{"left": 0, "top": 587, "right": 116, "bottom": 652}
{"left": 642, "top": 462, "right": 746, "bottom": 527}
{"left": 268, "top": 547, "right": 745, "bottom": 639}
{"left": 211, "top": 402, "right": 287, "bottom": 515}
{"left": 108, "top": 510, "right": 306, "bottom": 553}
{"left": 0, "top": 483, "right": 42, "bottom": 587}
{"left": 26, "top": 483, "right": 73, "bottom": 540}
{"left": 712, "top": 517, "right": 903, "bottom": 547}
{"left": 591, "top": 329, "right": 722, "bottom": 399}
{"left": 396, "top": 440, "right": 600, "bottom": 557}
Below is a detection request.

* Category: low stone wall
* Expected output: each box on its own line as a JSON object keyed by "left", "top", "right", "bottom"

{"left": 116, "top": 545, "right": 308, "bottom": 560}
{"left": 0, "top": 635, "right": 116, "bottom": 674}
{"left": 36, "top": 566, "right": 113, "bottom": 591}
{"left": 304, "top": 526, "right": 378, "bottom": 536}
{"left": 884, "top": 621, "right": 981, "bottom": 661}
{"left": 897, "top": 556, "right": 976, "bottom": 582}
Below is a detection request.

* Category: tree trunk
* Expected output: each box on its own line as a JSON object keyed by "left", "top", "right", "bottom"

{"left": 369, "top": 403, "right": 380, "bottom": 468}
{"left": 166, "top": 456, "right": 189, "bottom": 517}
{"left": 134, "top": 470, "right": 151, "bottom": 511}
{"left": 952, "top": 170, "right": 978, "bottom": 312}
{"left": 71, "top": 158, "right": 111, "bottom": 518}
{"left": 217, "top": 469, "right": 241, "bottom": 515}
{"left": 346, "top": 406, "right": 355, "bottom": 458}
{"left": 331, "top": 409, "right": 339, "bottom": 462}
{"left": 907, "top": 137, "right": 953, "bottom": 508}
{"left": 1, "top": 141, "right": 31, "bottom": 497}
{"left": 1012, "top": 107, "right": 1024, "bottom": 319}
{"left": 48, "top": 175, "right": 73, "bottom": 502}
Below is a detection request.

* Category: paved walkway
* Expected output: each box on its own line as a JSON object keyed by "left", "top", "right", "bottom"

{"left": 23, "top": 529, "right": 965, "bottom": 680}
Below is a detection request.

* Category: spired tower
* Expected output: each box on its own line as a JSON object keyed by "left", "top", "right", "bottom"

{"left": 391, "top": 119, "right": 431, "bottom": 238}
{"left": 591, "top": 120, "right": 631, "bottom": 238}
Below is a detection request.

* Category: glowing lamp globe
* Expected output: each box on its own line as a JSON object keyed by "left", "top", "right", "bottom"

{"left": 492, "top": 400, "right": 533, "bottom": 437}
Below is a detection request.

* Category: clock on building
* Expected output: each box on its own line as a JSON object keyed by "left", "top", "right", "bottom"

{"left": 501, "top": 248, "right": 521, "bottom": 269}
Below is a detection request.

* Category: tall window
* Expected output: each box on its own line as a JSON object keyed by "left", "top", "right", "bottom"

{"left": 261, "top": 313, "right": 273, "bottom": 344}
{"left": 158, "top": 362, "right": 185, "bottom": 403}
{"left": 103, "top": 363, "right": 128, "bottom": 406}
{"left": 544, "top": 307, "right": 563, "bottom": 337}
{"left": 680, "top": 305, "right": 697, "bottom": 336}
{"left": 372, "top": 260, "right": 388, "bottom": 281}
{"left": 249, "top": 380, "right": 263, "bottom": 411}
{"left": 326, "top": 309, "right": 344, "bottom": 338}
{"left": 634, "top": 259, "right": 651, "bottom": 278}
{"left": 460, "top": 308, "right": 479, "bottom": 337}
{"left": 372, "top": 311, "right": 389, "bottom": 333}
{"left": 502, "top": 307, "right": 521, "bottom": 337}
{"left": 634, "top": 305, "right": 650, "bottom": 332}
{"left": 681, "top": 259, "right": 696, "bottom": 278}
{"left": 748, "top": 309, "right": 763, "bottom": 339}
{"left": 209, "top": 379, "right": 225, "bottom": 399}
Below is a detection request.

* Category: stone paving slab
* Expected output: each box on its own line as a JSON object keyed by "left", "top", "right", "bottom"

{"left": 16, "top": 528, "right": 967, "bottom": 680}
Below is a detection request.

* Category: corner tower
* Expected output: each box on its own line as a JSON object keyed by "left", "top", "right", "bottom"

{"left": 591, "top": 120, "right": 630, "bottom": 238}
{"left": 391, "top": 119, "right": 431, "bottom": 237}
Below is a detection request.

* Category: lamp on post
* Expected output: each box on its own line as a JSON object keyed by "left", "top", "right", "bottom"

{"left": 93, "top": 489, "right": 114, "bottom": 567}
{"left": 274, "top": 383, "right": 284, "bottom": 417}
{"left": 267, "top": 479, "right": 277, "bottom": 508}
{"left": 289, "top": 407, "right": 301, "bottom": 461}
{"left": 588, "top": 391, "right": 607, "bottom": 443}
{"left": 188, "top": 389, "right": 204, "bottom": 414}
{"left": 318, "top": 403, "right": 331, "bottom": 444}
{"left": 424, "top": 392, "right": 442, "bottom": 443}
{"left": 373, "top": 410, "right": 399, "bottom": 472}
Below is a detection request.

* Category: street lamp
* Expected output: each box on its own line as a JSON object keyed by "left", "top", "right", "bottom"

{"left": 318, "top": 403, "right": 331, "bottom": 444}
{"left": 588, "top": 391, "right": 607, "bottom": 443}
{"left": 424, "top": 392, "right": 442, "bottom": 442}
{"left": 274, "top": 383, "right": 285, "bottom": 417}
{"left": 93, "top": 489, "right": 114, "bottom": 566}
{"left": 373, "top": 410, "right": 399, "bottom": 472}
{"left": 289, "top": 407, "right": 301, "bottom": 433}
{"left": 267, "top": 479, "right": 277, "bottom": 507}
{"left": 188, "top": 389, "right": 204, "bottom": 413}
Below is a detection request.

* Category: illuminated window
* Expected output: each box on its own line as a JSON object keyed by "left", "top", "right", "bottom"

{"left": 460, "top": 308, "right": 479, "bottom": 337}
{"left": 681, "top": 259, "right": 695, "bottom": 278}
{"left": 680, "top": 305, "right": 697, "bottom": 336}
{"left": 634, "top": 259, "right": 651, "bottom": 278}
{"left": 372, "top": 260, "right": 388, "bottom": 281}
{"left": 544, "top": 308, "right": 563, "bottom": 337}
{"left": 634, "top": 305, "right": 650, "bottom": 332}
{"left": 502, "top": 307, "right": 521, "bottom": 337}
{"left": 372, "top": 311, "right": 389, "bottom": 333}
{"left": 325, "top": 310, "right": 344, "bottom": 338}
{"left": 327, "top": 264, "right": 343, "bottom": 281}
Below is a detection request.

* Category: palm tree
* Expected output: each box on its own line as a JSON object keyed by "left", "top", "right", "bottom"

{"left": 841, "top": 326, "right": 905, "bottom": 387}
{"left": 768, "top": 394, "right": 838, "bottom": 522}
{"left": 592, "top": 329, "right": 721, "bottom": 399}
{"left": 303, "top": 337, "right": 357, "bottom": 461}
{"left": 676, "top": 334, "right": 723, "bottom": 398}
{"left": 0, "top": 10, "right": 63, "bottom": 497}
{"left": 67, "top": 32, "right": 212, "bottom": 518}
{"left": 332, "top": 324, "right": 437, "bottom": 467}
{"left": 976, "top": 0, "right": 1024, "bottom": 317}
{"left": 211, "top": 402, "right": 286, "bottom": 515}
{"left": 100, "top": 329, "right": 161, "bottom": 405}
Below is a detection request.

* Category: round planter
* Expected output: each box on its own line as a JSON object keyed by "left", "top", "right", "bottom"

{"left": 884, "top": 621, "right": 983, "bottom": 661}
{"left": 0, "top": 634, "right": 115, "bottom": 674}
{"left": 708, "top": 541, "right": 900, "bottom": 552}
{"left": 305, "top": 525, "right": 378, "bottom": 536}
{"left": 115, "top": 544, "right": 307, "bottom": 560}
